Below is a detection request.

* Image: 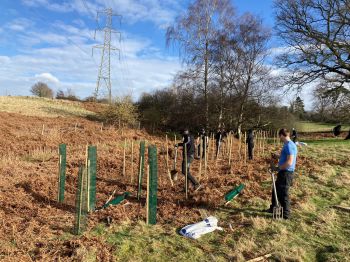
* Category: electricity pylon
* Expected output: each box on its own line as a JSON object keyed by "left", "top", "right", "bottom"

{"left": 92, "top": 8, "right": 121, "bottom": 103}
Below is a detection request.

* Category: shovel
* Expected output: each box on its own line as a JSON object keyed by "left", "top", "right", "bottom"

{"left": 171, "top": 146, "right": 179, "bottom": 181}
{"left": 271, "top": 171, "right": 283, "bottom": 219}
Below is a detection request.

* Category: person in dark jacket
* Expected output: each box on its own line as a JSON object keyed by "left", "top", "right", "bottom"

{"left": 215, "top": 129, "right": 223, "bottom": 157}
{"left": 291, "top": 128, "right": 298, "bottom": 143}
{"left": 246, "top": 129, "right": 254, "bottom": 160}
{"left": 333, "top": 125, "right": 342, "bottom": 137}
{"left": 176, "top": 129, "right": 201, "bottom": 191}
{"left": 197, "top": 128, "right": 209, "bottom": 158}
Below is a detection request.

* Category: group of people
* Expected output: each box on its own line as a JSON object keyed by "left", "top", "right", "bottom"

{"left": 175, "top": 127, "right": 298, "bottom": 219}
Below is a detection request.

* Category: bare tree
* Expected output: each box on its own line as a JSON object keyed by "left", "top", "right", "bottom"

{"left": 274, "top": 0, "right": 350, "bottom": 89}
{"left": 166, "top": 0, "right": 235, "bottom": 128}
{"left": 221, "top": 13, "right": 272, "bottom": 135}
{"left": 312, "top": 81, "right": 350, "bottom": 122}
{"left": 30, "top": 82, "right": 54, "bottom": 98}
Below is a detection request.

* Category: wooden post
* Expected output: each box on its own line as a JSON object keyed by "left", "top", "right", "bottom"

{"left": 211, "top": 134, "right": 215, "bottom": 161}
{"left": 131, "top": 140, "right": 134, "bottom": 183}
{"left": 137, "top": 141, "right": 146, "bottom": 200}
{"left": 123, "top": 139, "right": 126, "bottom": 176}
{"left": 198, "top": 136, "right": 203, "bottom": 180}
{"left": 41, "top": 124, "right": 45, "bottom": 136}
{"left": 164, "top": 135, "right": 173, "bottom": 186}
{"left": 204, "top": 135, "right": 208, "bottom": 177}
{"left": 228, "top": 134, "right": 233, "bottom": 166}
{"left": 244, "top": 132, "right": 247, "bottom": 164}
{"left": 185, "top": 145, "right": 188, "bottom": 200}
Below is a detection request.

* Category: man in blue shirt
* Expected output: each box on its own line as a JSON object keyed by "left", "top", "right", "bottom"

{"left": 266, "top": 128, "right": 298, "bottom": 219}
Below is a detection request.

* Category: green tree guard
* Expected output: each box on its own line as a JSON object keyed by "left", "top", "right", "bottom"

{"left": 225, "top": 184, "right": 245, "bottom": 202}
{"left": 137, "top": 141, "right": 145, "bottom": 200}
{"left": 74, "top": 165, "right": 88, "bottom": 235}
{"left": 87, "top": 146, "right": 97, "bottom": 212}
{"left": 147, "top": 145, "right": 158, "bottom": 225}
{"left": 58, "top": 144, "right": 66, "bottom": 203}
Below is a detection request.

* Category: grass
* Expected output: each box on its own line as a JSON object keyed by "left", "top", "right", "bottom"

{"left": 66, "top": 139, "right": 350, "bottom": 261}
{"left": 0, "top": 96, "right": 95, "bottom": 118}
{"left": 296, "top": 121, "right": 350, "bottom": 133}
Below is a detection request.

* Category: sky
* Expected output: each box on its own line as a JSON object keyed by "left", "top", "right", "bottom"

{"left": 0, "top": 0, "right": 310, "bottom": 106}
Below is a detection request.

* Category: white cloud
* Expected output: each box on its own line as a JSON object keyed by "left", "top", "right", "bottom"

{"left": 34, "top": 73, "right": 60, "bottom": 84}
{"left": 5, "top": 18, "right": 34, "bottom": 32}
{"left": 21, "top": 0, "right": 182, "bottom": 28}
{"left": 0, "top": 20, "right": 181, "bottom": 99}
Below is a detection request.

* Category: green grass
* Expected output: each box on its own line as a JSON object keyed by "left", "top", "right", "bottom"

{"left": 66, "top": 139, "right": 350, "bottom": 261}
{"left": 0, "top": 96, "right": 95, "bottom": 118}
{"left": 296, "top": 121, "right": 350, "bottom": 133}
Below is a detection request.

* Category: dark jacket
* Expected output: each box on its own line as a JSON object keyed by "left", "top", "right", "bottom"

{"left": 215, "top": 132, "right": 222, "bottom": 142}
{"left": 334, "top": 125, "right": 342, "bottom": 136}
{"left": 178, "top": 135, "right": 195, "bottom": 158}
{"left": 246, "top": 133, "right": 254, "bottom": 147}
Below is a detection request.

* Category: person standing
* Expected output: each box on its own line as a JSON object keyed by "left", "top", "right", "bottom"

{"left": 215, "top": 129, "right": 222, "bottom": 158}
{"left": 265, "top": 128, "right": 298, "bottom": 219}
{"left": 176, "top": 129, "right": 201, "bottom": 191}
{"left": 291, "top": 128, "right": 298, "bottom": 143}
{"left": 333, "top": 124, "right": 342, "bottom": 137}
{"left": 197, "top": 128, "right": 209, "bottom": 158}
{"left": 246, "top": 129, "right": 254, "bottom": 160}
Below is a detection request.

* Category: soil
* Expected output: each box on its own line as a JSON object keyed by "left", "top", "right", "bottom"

{"left": 0, "top": 112, "right": 314, "bottom": 261}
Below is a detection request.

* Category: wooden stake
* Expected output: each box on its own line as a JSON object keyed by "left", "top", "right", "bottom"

{"left": 244, "top": 132, "right": 247, "bottom": 164}
{"left": 246, "top": 254, "right": 272, "bottom": 262}
{"left": 165, "top": 136, "right": 174, "bottom": 187}
{"left": 185, "top": 145, "right": 188, "bottom": 200}
{"left": 228, "top": 134, "right": 233, "bottom": 166}
{"left": 211, "top": 134, "right": 215, "bottom": 161}
{"left": 41, "top": 124, "right": 45, "bottom": 136}
{"left": 198, "top": 136, "right": 203, "bottom": 180}
{"left": 123, "top": 139, "right": 126, "bottom": 176}
{"left": 131, "top": 140, "right": 134, "bottom": 183}
{"left": 204, "top": 136, "right": 208, "bottom": 177}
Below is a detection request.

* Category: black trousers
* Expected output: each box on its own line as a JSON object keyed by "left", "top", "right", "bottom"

{"left": 270, "top": 170, "right": 294, "bottom": 218}
{"left": 248, "top": 144, "right": 254, "bottom": 160}
{"left": 181, "top": 156, "right": 199, "bottom": 187}
{"left": 197, "top": 144, "right": 207, "bottom": 158}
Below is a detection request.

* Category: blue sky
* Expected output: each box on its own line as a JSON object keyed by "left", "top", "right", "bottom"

{"left": 1, "top": 0, "right": 301, "bottom": 104}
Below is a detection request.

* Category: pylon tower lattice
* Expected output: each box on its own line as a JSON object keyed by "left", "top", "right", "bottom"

{"left": 92, "top": 8, "right": 121, "bottom": 103}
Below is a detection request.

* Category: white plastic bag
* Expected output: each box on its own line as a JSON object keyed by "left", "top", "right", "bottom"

{"left": 180, "top": 216, "right": 223, "bottom": 239}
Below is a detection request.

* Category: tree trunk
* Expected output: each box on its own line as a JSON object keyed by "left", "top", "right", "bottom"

{"left": 204, "top": 41, "right": 209, "bottom": 129}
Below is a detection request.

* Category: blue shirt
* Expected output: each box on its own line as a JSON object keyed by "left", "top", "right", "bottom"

{"left": 279, "top": 140, "right": 298, "bottom": 172}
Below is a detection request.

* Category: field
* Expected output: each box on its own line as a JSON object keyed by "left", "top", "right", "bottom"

{"left": 296, "top": 121, "right": 350, "bottom": 133}
{"left": 0, "top": 97, "right": 349, "bottom": 262}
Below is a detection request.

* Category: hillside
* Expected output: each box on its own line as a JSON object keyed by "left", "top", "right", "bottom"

{"left": 0, "top": 96, "right": 349, "bottom": 261}
{"left": 0, "top": 96, "right": 95, "bottom": 118}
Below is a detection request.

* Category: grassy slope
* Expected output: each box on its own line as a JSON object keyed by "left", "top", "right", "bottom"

{"left": 0, "top": 96, "right": 94, "bottom": 118}
{"left": 296, "top": 121, "right": 350, "bottom": 133}
{"left": 65, "top": 139, "right": 350, "bottom": 262}
{"left": 1, "top": 97, "right": 349, "bottom": 261}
